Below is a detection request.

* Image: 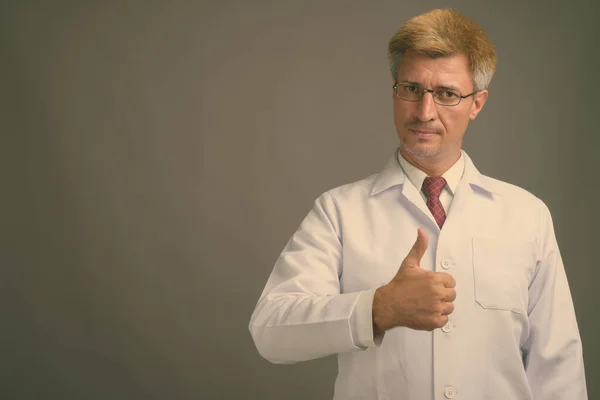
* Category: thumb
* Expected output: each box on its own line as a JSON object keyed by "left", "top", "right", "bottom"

{"left": 401, "top": 228, "right": 428, "bottom": 269}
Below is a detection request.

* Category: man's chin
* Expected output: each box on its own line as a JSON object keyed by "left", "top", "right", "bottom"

{"left": 401, "top": 142, "right": 441, "bottom": 157}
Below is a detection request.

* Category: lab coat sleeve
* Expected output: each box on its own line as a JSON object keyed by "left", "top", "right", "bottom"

{"left": 249, "top": 191, "right": 383, "bottom": 364}
{"left": 524, "top": 201, "right": 587, "bottom": 399}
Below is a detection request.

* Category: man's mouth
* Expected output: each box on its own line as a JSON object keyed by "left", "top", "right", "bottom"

{"left": 408, "top": 128, "right": 440, "bottom": 138}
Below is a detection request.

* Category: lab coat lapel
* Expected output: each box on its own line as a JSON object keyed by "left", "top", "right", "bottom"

{"left": 371, "top": 148, "right": 439, "bottom": 230}
{"left": 400, "top": 175, "right": 439, "bottom": 230}
{"left": 372, "top": 149, "right": 498, "bottom": 234}
{"left": 444, "top": 151, "right": 499, "bottom": 238}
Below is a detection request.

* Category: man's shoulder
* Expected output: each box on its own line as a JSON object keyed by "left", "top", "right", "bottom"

{"left": 321, "top": 172, "right": 380, "bottom": 201}
{"left": 479, "top": 174, "right": 545, "bottom": 209}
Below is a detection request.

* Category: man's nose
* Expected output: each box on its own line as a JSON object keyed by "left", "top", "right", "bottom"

{"left": 414, "top": 92, "right": 438, "bottom": 122}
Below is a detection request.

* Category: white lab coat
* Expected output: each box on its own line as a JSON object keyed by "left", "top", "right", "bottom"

{"left": 249, "top": 149, "right": 587, "bottom": 399}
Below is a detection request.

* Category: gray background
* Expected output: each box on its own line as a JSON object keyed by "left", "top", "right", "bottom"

{"left": 2, "top": 0, "right": 598, "bottom": 398}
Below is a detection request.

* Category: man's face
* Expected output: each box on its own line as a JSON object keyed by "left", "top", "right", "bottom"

{"left": 393, "top": 50, "right": 488, "bottom": 163}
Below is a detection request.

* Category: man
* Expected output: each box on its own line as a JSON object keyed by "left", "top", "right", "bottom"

{"left": 249, "top": 8, "right": 587, "bottom": 400}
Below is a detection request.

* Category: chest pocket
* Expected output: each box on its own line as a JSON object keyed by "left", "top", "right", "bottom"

{"left": 472, "top": 237, "right": 536, "bottom": 314}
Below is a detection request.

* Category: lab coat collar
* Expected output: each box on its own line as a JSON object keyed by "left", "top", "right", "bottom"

{"left": 370, "top": 148, "right": 498, "bottom": 196}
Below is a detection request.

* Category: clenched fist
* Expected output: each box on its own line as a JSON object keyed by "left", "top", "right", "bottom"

{"left": 373, "top": 228, "right": 456, "bottom": 333}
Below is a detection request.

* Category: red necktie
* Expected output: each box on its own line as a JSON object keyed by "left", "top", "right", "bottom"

{"left": 422, "top": 176, "right": 447, "bottom": 228}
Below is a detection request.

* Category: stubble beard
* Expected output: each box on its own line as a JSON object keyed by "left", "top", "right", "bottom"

{"left": 401, "top": 137, "right": 442, "bottom": 157}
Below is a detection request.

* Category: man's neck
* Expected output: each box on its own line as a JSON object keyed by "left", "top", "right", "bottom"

{"left": 399, "top": 148, "right": 461, "bottom": 177}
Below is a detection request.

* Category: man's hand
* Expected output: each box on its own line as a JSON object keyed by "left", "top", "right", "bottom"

{"left": 373, "top": 228, "right": 456, "bottom": 333}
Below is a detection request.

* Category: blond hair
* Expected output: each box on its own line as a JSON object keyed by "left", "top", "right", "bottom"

{"left": 388, "top": 9, "right": 497, "bottom": 91}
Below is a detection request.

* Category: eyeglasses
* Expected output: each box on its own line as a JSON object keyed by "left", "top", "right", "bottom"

{"left": 393, "top": 82, "right": 478, "bottom": 106}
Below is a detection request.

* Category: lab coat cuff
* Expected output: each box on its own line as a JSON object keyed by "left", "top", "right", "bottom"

{"left": 351, "top": 288, "right": 385, "bottom": 349}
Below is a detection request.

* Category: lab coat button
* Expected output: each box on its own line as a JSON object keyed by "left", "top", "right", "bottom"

{"left": 442, "top": 322, "right": 452, "bottom": 333}
{"left": 444, "top": 386, "right": 457, "bottom": 399}
{"left": 441, "top": 258, "right": 452, "bottom": 269}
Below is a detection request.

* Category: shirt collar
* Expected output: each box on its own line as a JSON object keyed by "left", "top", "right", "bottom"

{"left": 396, "top": 149, "right": 464, "bottom": 196}
{"left": 370, "top": 148, "right": 497, "bottom": 196}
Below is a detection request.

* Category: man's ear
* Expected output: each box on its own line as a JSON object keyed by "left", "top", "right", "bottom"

{"left": 470, "top": 90, "right": 488, "bottom": 120}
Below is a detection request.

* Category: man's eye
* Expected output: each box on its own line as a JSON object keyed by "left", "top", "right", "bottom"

{"left": 406, "top": 85, "right": 418, "bottom": 92}
{"left": 441, "top": 91, "right": 458, "bottom": 98}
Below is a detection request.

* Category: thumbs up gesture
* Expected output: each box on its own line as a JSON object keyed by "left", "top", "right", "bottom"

{"left": 372, "top": 229, "right": 457, "bottom": 333}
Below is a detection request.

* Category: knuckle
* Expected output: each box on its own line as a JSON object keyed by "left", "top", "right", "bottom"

{"left": 436, "top": 315, "right": 448, "bottom": 328}
{"left": 438, "top": 271, "right": 454, "bottom": 281}
{"left": 431, "top": 272, "right": 444, "bottom": 282}
{"left": 428, "top": 313, "right": 443, "bottom": 327}
{"left": 438, "top": 315, "right": 448, "bottom": 328}
{"left": 443, "top": 289, "right": 456, "bottom": 303}
{"left": 434, "top": 289, "right": 447, "bottom": 301}
{"left": 437, "top": 271, "right": 449, "bottom": 278}
{"left": 426, "top": 318, "right": 438, "bottom": 331}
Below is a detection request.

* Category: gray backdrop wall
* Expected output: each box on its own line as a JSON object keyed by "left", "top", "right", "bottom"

{"left": 3, "top": 0, "right": 598, "bottom": 398}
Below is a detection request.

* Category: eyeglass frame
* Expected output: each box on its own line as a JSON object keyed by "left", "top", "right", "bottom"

{"left": 393, "top": 81, "right": 479, "bottom": 106}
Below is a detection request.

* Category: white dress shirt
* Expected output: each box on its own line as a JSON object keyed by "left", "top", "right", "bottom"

{"left": 249, "top": 149, "right": 587, "bottom": 400}
{"left": 396, "top": 149, "right": 465, "bottom": 213}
